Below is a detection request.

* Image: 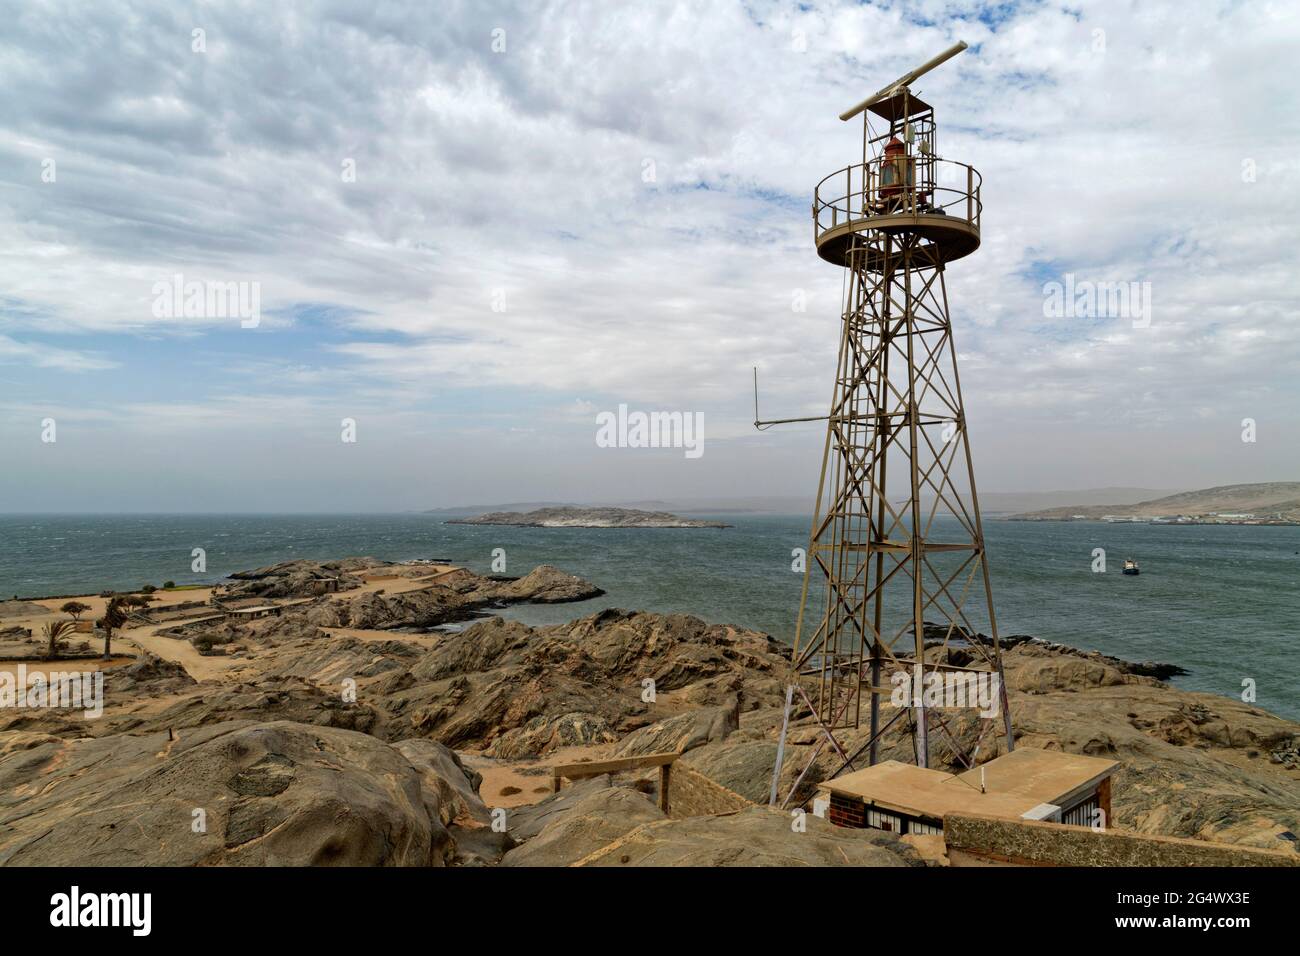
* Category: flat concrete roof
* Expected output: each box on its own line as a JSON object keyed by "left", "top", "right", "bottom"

{"left": 819, "top": 749, "right": 1118, "bottom": 823}
{"left": 952, "top": 747, "right": 1117, "bottom": 810}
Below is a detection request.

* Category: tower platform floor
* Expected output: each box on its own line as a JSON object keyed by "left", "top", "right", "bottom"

{"left": 815, "top": 211, "right": 980, "bottom": 268}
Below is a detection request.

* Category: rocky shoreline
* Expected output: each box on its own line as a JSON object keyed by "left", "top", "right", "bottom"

{"left": 0, "top": 557, "right": 1295, "bottom": 867}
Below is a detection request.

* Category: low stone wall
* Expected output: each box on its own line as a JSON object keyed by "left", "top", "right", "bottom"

{"left": 945, "top": 813, "right": 1300, "bottom": 867}
{"left": 668, "top": 766, "right": 752, "bottom": 819}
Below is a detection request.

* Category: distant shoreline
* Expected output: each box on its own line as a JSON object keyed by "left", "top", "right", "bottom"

{"left": 1001, "top": 516, "right": 1300, "bottom": 527}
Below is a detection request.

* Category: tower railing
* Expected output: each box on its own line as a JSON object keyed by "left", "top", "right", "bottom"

{"left": 813, "top": 158, "right": 982, "bottom": 244}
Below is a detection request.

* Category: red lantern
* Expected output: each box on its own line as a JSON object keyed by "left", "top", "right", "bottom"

{"left": 879, "top": 136, "right": 914, "bottom": 202}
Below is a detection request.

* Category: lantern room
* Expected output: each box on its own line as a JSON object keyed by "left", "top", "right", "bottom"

{"left": 812, "top": 84, "right": 982, "bottom": 269}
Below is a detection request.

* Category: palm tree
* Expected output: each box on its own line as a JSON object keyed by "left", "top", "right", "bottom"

{"left": 42, "top": 619, "right": 75, "bottom": 661}
{"left": 96, "top": 596, "right": 128, "bottom": 660}
{"left": 60, "top": 600, "right": 90, "bottom": 623}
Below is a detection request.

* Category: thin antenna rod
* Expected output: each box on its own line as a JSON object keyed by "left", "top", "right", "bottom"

{"left": 838, "top": 40, "right": 968, "bottom": 122}
{"left": 753, "top": 367, "right": 829, "bottom": 430}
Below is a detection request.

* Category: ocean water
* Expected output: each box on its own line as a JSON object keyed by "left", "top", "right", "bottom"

{"left": 1, "top": 513, "right": 1296, "bottom": 719}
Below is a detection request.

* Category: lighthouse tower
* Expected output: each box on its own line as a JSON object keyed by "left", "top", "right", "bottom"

{"left": 770, "top": 42, "right": 1013, "bottom": 804}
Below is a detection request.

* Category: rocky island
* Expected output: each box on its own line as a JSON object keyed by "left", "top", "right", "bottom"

{"left": 447, "top": 506, "right": 730, "bottom": 529}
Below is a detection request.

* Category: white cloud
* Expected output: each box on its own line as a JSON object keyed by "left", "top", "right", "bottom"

{"left": 1, "top": 0, "right": 1297, "bottom": 505}
{"left": 0, "top": 334, "right": 117, "bottom": 371}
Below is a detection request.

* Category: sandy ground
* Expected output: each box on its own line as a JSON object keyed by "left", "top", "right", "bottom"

{"left": 123, "top": 629, "right": 247, "bottom": 681}
{"left": 30, "top": 587, "right": 218, "bottom": 618}
{"left": 464, "top": 743, "right": 621, "bottom": 809}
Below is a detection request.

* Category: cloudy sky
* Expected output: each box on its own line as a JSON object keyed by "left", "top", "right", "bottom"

{"left": 2, "top": 0, "right": 1297, "bottom": 512}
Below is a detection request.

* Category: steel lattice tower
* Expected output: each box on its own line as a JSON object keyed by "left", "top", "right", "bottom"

{"left": 766, "top": 44, "right": 1012, "bottom": 800}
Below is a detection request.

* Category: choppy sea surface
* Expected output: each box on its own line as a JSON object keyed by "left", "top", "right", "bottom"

{"left": 1, "top": 513, "right": 1296, "bottom": 719}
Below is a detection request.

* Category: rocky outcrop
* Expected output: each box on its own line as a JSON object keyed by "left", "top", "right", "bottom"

{"left": 292, "top": 565, "right": 603, "bottom": 631}
{"left": 924, "top": 622, "right": 1188, "bottom": 679}
{"left": 120, "top": 678, "right": 388, "bottom": 738}
{"left": 575, "top": 805, "right": 924, "bottom": 867}
{"left": 156, "top": 612, "right": 325, "bottom": 654}
{"left": 1001, "top": 643, "right": 1135, "bottom": 694}
{"left": 3, "top": 584, "right": 1297, "bottom": 866}
{"left": 483, "top": 565, "right": 604, "bottom": 604}
{"left": 222, "top": 558, "right": 382, "bottom": 599}
{"left": 308, "top": 588, "right": 470, "bottom": 630}
{"left": 502, "top": 774, "right": 614, "bottom": 841}
{"left": 0, "top": 601, "right": 52, "bottom": 618}
{"left": 613, "top": 703, "right": 739, "bottom": 757}
{"left": 0, "top": 721, "right": 447, "bottom": 866}
{"left": 389, "top": 610, "right": 788, "bottom": 755}
{"left": 486, "top": 712, "right": 620, "bottom": 759}
{"left": 107, "top": 652, "right": 197, "bottom": 695}
{"left": 393, "top": 738, "right": 491, "bottom": 826}
{"left": 501, "top": 786, "right": 667, "bottom": 866}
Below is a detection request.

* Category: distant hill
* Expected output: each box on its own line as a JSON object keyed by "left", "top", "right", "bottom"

{"left": 1008, "top": 482, "right": 1300, "bottom": 523}
{"left": 976, "top": 487, "right": 1185, "bottom": 515}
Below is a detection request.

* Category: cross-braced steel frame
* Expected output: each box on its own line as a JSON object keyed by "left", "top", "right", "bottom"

{"left": 770, "top": 221, "right": 1014, "bottom": 807}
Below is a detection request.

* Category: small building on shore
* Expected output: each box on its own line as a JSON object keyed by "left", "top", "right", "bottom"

{"left": 818, "top": 748, "right": 1117, "bottom": 835}
{"left": 223, "top": 604, "right": 284, "bottom": 621}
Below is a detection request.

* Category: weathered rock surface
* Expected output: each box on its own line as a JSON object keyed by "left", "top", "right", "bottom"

{"left": 168, "top": 609, "right": 1300, "bottom": 855}
{"left": 483, "top": 565, "right": 605, "bottom": 603}
{"left": 0, "top": 600, "right": 52, "bottom": 618}
{"left": 106, "top": 652, "right": 198, "bottom": 695}
{"left": 389, "top": 610, "right": 786, "bottom": 755}
{"left": 0, "top": 721, "right": 446, "bottom": 866}
{"left": 393, "top": 738, "right": 490, "bottom": 826}
{"left": 614, "top": 702, "right": 739, "bottom": 757}
{"left": 2, "top": 577, "right": 1297, "bottom": 866}
{"left": 576, "top": 805, "right": 924, "bottom": 867}
{"left": 222, "top": 558, "right": 382, "bottom": 598}
{"left": 500, "top": 773, "right": 613, "bottom": 842}
{"left": 502, "top": 786, "right": 667, "bottom": 867}
{"left": 123, "top": 678, "right": 388, "bottom": 738}
{"left": 291, "top": 564, "right": 602, "bottom": 631}
{"left": 486, "top": 711, "right": 619, "bottom": 759}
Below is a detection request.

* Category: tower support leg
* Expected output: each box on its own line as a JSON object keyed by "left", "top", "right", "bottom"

{"left": 768, "top": 683, "right": 795, "bottom": 806}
